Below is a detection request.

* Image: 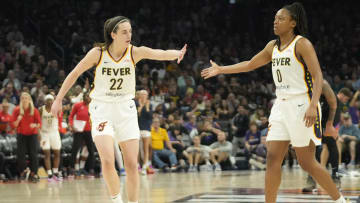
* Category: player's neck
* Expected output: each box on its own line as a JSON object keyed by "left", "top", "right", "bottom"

{"left": 279, "top": 32, "right": 296, "bottom": 47}
{"left": 45, "top": 105, "right": 51, "bottom": 112}
{"left": 109, "top": 43, "right": 127, "bottom": 59}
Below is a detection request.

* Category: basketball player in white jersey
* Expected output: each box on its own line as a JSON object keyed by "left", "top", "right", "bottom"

{"left": 51, "top": 16, "right": 187, "bottom": 203}
{"left": 39, "top": 94, "right": 62, "bottom": 181}
{"left": 201, "top": 2, "right": 346, "bottom": 203}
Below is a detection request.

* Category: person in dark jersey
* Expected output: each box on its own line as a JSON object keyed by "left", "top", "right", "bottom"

{"left": 302, "top": 80, "right": 341, "bottom": 192}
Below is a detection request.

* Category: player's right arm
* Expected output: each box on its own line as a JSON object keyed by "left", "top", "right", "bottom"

{"left": 201, "top": 40, "right": 275, "bottom": 79}
{"left": 51, "top": 48, "right": 101, "bottom": 116}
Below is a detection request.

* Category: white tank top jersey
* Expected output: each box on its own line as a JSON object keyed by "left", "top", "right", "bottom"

{"left": 271, "top": 35, "right": 313, "bottom": 99}
{"left": 90, "top": 44, "right": 136, "bottom": 102}
{"left": 41, "top": 106, "right": 59, "bottom": 133}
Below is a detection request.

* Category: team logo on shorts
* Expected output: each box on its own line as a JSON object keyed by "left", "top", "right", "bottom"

{"left": 97, "top": 121, "right": 108, "bottom": 132}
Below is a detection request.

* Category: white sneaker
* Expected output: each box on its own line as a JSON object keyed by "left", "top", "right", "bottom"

{"left": 215, "top": 164, "right": 222, "bottom": 171}
{"left": 141, "top": 167, "right": 147, "bottom": 176}
{"left": 339, "top": 163, "right": 346, "bottom": 170}
{"left": 188, "top": 166, "right": 196, "bottom": 172}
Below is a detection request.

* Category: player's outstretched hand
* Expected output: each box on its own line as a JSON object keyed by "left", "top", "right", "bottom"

{"left": 51, "top": 99, "right": 63, "bottom": 117}
{"left": 201, "top": 60, "right": 221, "bottom": 79}
{"left": 177, "top": 44, "right": 187, "bottom": 64}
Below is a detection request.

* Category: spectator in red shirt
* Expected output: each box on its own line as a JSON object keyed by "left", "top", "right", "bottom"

{"left": 0, "top": 99, "right": 12, "bottom": 135}
{"left": 192, "top": 85, "right": 212, "bottom": 101}
{"left": 68, "top": 92, "right": 94, "bottom": 176}
{"left": 12, "top": 92, "right": 41, "bottom": 183}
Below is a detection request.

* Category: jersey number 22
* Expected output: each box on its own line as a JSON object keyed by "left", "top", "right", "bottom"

{"left": 110, "top": 78, "right": 123, "bottom": 90}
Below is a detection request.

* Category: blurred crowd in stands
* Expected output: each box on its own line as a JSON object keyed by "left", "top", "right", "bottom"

{"left": 0, "top": 0, "right": 359, "bottom": 182}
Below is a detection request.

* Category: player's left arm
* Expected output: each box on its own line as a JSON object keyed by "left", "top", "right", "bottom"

{"left": 322, "top": 80, "right": 338, "bottom": 138}
{"left": 296, "top": 38, "right": 323, "bottom": 127}
{"left": 132, "top": 44, "right": 187, "bottom": 64}
{"left": 322, "top": 80, "right": 337, "bottom": 125}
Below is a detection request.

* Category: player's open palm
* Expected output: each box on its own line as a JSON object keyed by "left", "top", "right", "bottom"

{"left": 51, "top": 99, "right": 63, "bottom": 117}
{"left": 177, "top": 44, "right": 187, "bottom": 64}
{"left": 201, "top": 60, "right": 221, "bottom": 79}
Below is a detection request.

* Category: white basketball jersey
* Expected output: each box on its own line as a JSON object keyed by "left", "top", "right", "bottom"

{"left": 41, "top": 106, "right": 59, "bottom": 133}
{"left": 271, "top": 35, "right": 313, "bottom": 99}
{"left": 90, "top": 45, "right": 136, "bottom": 102}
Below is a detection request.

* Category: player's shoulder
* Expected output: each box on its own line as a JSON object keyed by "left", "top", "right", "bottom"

{"left": 267, "top": 39, "right": 277, "bottom": 47}
{"left": 264, "top": 39, "right": 277, "bottom": 54}
{"left": 131, "top": 44, "right": 146, "bottom": 54}
{"left": 88, "top": 47, "right": 103, "bottom": 56}
{"left": 295, "top": 36, "right": 313, "bottom": 50}
{"left": 83, "top": 47, "right": 103, "bottom": 66}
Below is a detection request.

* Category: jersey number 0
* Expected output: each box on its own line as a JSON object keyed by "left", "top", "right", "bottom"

{"left": 276, "top": 69, "right": 282, "bottom": 83}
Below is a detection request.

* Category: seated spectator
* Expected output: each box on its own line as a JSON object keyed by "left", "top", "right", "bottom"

{"left": 0, "top": 82, "right": 19, "bottom": 105}
{"left": 250, "top": 108, "right": 265, "bottom": 126}
{"left": 201, "top": 100, "right": 213, "bottom": 116}
{"left": 30, "top": 79, "right": 44, "bottom": 97}
{"left": 249, "top": 135, "right": 267, "bottom": 170}
{"left": 0, "top": 99, "right": 13, "bottom": 135}
{"left": 244, "top": 122, "right": 261, "bottom": 159}
{"left": 337, "top": 113, "right": 360, "bottom": 169}
{"left": 209, "top": 131, "right": 233, "bottom": 171}
{"left": 180, "top": 88, "right": 194, "bottom": 112}
{"left": 151, "top": 118, "right": 178, "bottom": 172}
{"left": 258, "top": 116, "right": 269, "bottom": 131}
{"left": 349, "top": 90, "right": 359, "bottom": 127}
{"left": 169, "top": 115, "right": 190, "bottom": 146}
{"left": 204, "top": 112, "right": 222, "bottom": 129}
{"left": 216, "top": 99, "right": 231, "bottom": 121}
{"left": 162, "top": 114, "right": 174, "bottom": 130}
{"left": 2, "top": 70, "right": 21, "bottom": 92}
{"left": 184, "top": 114, "right": 198, "bottom": 139}
{"left": 43, "top": 60, "right": 60, "bottom": 89}
{"left": 193, "top": 85, "right": 212, "bottom": 101}
{"left": 168, "top": 125, "right": 188, "bottom": 170}
{"left": 226, "top": 92, "right": 239, "bottom": 115}
{"left": 199, "top": 120, "right": 220, "bottom": 146}
{"left": 183, "top": 135, "right": 212, "bottom": 172}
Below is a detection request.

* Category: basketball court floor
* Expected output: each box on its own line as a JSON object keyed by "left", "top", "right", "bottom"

{"left": 0, "top": 168, "right": 359, "bottom": 203}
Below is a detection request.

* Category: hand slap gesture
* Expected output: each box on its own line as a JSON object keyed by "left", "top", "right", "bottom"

{"left": 201, "top": 60, "right": 221, "bottom": 79}
{"left": 177, "top": 44, "right": 187, "bottom": 64}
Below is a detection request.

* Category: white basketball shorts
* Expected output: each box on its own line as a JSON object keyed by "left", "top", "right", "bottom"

{"left": 266, "top": 94, "right": 322, "bottom": 147}
{"left": 40, "top": 131, "right": 61, "bottom": 150}
{"left": 89, "top": 99, "right": 140, "bottom": 142}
